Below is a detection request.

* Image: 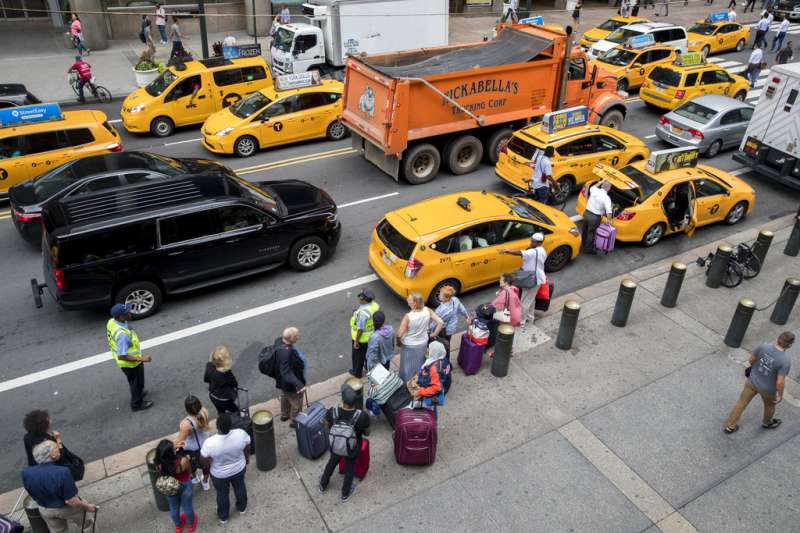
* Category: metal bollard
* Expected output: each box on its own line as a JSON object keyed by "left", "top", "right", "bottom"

{"left": 724, "top": 298, "right": 756, "bottom": 348}
{"left": 145, "top": 448, "right": 170, "bottom": 512}
{"left": 344, "top": 377, "right": 364, "bottom": 409}
{"left": 785, "top": 216, "right": 800, "bottom": 257}
{"left": 770, "top": 278, "right": 800, "bottom": 325}
{"left": 491, "top": 323, "right": 515, "bottom": 377}
{"left": 611, "top": 279, "right": 637, "bottom": 327}
{"left": 23, "top": 495, "right": 50, "bottom": 533}
{"left": 556, "top": 300, "right": 581, "bottom": 350}
{"left": 660, "top": 262, "right": 687, "bottom": 308}
{"left": 252, "top": 410, "right": 277, "bottom": 472}
{"left": 706, "top": 244, "right": 733, "bottom": 289}
{"left": 752, "top": 230, "right": 774, "bottom": 268}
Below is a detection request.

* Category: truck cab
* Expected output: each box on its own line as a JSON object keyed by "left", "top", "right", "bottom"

{"left": 271, "top": 22, "right": 326, "bottom": 76}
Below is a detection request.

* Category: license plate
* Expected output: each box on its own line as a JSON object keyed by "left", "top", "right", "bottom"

{"left": 656, "top": 86, "right": 664, "bottom": 93}
{"left": 382, "top": 249, "right": 395, "bottom": 266}
{"left": 671, "top": 126, "right": 683, "bottom": 135}
{"left": 745, "top": 140, "right": 758, "bottom": 150}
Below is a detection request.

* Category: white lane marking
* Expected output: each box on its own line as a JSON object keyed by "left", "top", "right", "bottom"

{"left": 706, "top": 56, "right": 724, "bottom": 63}
{"left": 716, "top": 61, "right": 741, "bottom": 68}
{"left": 164, "top": 138, "right": 202, "bottom": 147}
{"left": 728, "top": 167, "right": 748, "bottom": 176}
{"left": 730, "top": 65, "right": 747, "bottom": 74}
{"left": 108, "top": 119, "right": 122, "bottom": 124}
{"left": 645, "top": 134, "right": 657, "bottom": 139}
{"left": 570, "top": 214, "right": 583, "bottom": 222}
{"left": 0, "top": 273, "right": 379, "bottom": 394}
{"left": 748, "top": 88, "right": 763, "bottom": 99}
{"left": 339, "top": 192, "right": 399, "bottom": 208}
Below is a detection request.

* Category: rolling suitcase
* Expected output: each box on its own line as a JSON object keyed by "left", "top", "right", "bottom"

{"left": 535, "top": 280, "right": 554, "bottom": 312}
{"left": 0, "top": 490, "right": 24, "bottom": 533}
{"left": 339, "top": 438, "right": 370, "bottom": 479}
{"left": 594, "top": 223, "right": 616, "bottom": 253}
{"left": 393, "top": 408, "right": 437, "bottom": 466}
{"left": 295, "top": 392, "right": 329, "bottom": 459}
{"left": 457, "top": 333, "right": 484, "bottom": 375}
{"left": 380, "top": 385, "right": 412, "bottom": 429}
{"left": 230, "top": 387, "right": 254, "bottom": 453}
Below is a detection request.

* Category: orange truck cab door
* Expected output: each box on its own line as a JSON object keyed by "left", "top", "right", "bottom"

{"left": 564, "top": 57, "right": 591, "bottom": 108}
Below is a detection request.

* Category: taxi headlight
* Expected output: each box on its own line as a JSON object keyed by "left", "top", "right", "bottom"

{"left": 216, "top": 127, "right": 234, "bottom": 137}
{"left": 569, "top": 227, "right": 581, "bottom": 237}
{"left": 689, "top": 41, "right": 700, "bottom": 47}
{"left": 129, "top": 104, "right": 145, "bottom": 113}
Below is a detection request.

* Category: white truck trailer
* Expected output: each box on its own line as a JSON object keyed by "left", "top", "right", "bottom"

{"left": 270, "top": 0, "right": 449, "bottom": 76}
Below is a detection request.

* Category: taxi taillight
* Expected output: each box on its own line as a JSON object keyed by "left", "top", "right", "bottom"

{"left": 675, "top": 90, "right": 686, "bottom": 99}
{"left": 106, "top": 143, "right": 123, "bottom": 153}
{"left": 404, "top": 257, "right": 423, "bottom": 278}
{"left": 616, "top": 211, "right": 636, "bottom": 221}
{"left": 499, "top": 141, "right": 508, "bottom": 155}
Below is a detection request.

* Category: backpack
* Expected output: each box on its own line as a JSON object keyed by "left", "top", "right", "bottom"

{"left": 328, "top": 408, "right": 361, "bottom": 458}
{"left": 257, "top": 344, "right": 280, "bottom": 378}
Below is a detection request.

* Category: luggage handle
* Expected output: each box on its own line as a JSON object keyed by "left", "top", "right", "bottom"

{"left": 302, "top": 389, "right": 309, "bottom": 409}
{"left": 81, "top": 505, "right": 98, "bottom": 533}
{"left": 236, "top": 387, "right": 250, "bottom": 416}
{"left": 8, "top": 488, "right": 24, "bottom": 521}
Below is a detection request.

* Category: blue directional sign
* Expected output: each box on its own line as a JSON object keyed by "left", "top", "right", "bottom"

{"left": 519, "top": 16, "right": 544, "bottom": 25}
{"left": 542, "top": 105, "right": 588, "bottom": 134}
{"left": 707, "top": 11, "right": 728, "bottom": 22}
{"left": 0, "top": 103, "right": 62, "bottom": 128}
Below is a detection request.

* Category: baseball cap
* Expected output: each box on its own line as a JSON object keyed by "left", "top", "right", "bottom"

{"left": 341, "top": 384, "right": 358, "bottom": 406}
{"left": 532, "top": 232, "right": 545, "bottom": 242}
{"left": 357, "top": 288, "right": 375, "bottom": 302}
{"left": 110, "top": 303, "right": 133, "bottom": 318}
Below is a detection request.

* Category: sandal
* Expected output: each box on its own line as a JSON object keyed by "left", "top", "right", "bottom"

{"left": 723, "top": 425, "right": 739, "bottom": 434}
{"left": 762, "top": 418, "right": 782, "bottom": 429}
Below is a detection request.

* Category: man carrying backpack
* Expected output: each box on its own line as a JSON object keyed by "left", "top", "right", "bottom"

{"left": 319, "top": 384, "right": 370, "bottom": 502}
{"left": 260, "top": 327, "right": 306, "bottom": 428}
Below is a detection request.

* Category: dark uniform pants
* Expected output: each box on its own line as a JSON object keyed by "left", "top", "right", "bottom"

{"left": 121, "top": 364, "right": 145, "bottom": 408}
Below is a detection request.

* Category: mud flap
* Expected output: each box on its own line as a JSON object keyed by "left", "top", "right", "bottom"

{"left": 353, "top": 132, "right": 400, "bottom": 181}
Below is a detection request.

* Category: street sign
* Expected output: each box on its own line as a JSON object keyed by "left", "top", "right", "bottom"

{"left": 645, "top": 147, "right": 699, "bottom": 173}
{"left": 223, "top": 44, "right": 262, "bottom": 59}
{"left": 541, "top": 105, "right": 588, "bottom": 134}
{"left": 0, "top": 103, "right": 62, "bottom": 128}
{"left": 626, "top": 34, "right": 655, "bottom": 49}
{"left": 678, "top": 52, "right": 704, "bottom": 67}
{"left": 519, "top": 16, "right": 544, "bottom": 25}
{"left": 275, "top": 71, "right": 322, "bottom": 91}
{"left": 706, "top": 11, "right": 728, "bottom": 22}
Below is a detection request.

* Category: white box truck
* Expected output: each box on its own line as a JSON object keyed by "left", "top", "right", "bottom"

{"left": 270, "top": 0, "right": 449, "bottom": 76}
{"left": 733, "top": 62, "right": 800, "bottom": 190}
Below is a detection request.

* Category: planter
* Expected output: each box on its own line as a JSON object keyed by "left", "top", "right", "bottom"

{"left": 133, "top": 67, "right": 159, "bottom": 88}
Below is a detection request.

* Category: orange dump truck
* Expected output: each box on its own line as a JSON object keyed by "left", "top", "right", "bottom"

{"left": 341, "top": 24, "right": 627, "bottom": 184}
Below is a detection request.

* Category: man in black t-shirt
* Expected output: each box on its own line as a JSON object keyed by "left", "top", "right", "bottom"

{"left": 318, "top": 384, "right": 370, "bottom": 502}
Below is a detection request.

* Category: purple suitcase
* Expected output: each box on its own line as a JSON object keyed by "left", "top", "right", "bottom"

{"left": 393, "top": 408, "right": 437, "bottom": 465}
{"left": 457, "top": 334, "right": 483, "bottom": 375}
{"left": 594, "top": 223, "right": 616, "bottom": 253}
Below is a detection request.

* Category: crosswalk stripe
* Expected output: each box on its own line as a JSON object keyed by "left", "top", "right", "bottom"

{"left": 707, "top": 56, "right": 724, "bottom": 63}
{"left": 730, "top": 65, "right": 747, "bottom": 74}
{"left": 717, "top": 60, "right": 741, "bottom": 68}
{"left": 754, "top": 77, "right": 768, "bottom": 87}
{"left": 748, "top": 88, "right": 762, "bottom": 99}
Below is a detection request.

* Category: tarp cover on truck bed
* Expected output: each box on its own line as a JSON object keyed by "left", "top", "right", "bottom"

{"left": 364, "top": 28, "right": 553, "bottom": 78}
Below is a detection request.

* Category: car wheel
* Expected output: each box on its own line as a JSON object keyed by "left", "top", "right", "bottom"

{"left": 704, "top": 139, "right": 723, "bottom": 158}
{"left": 544, "top": 245, "right": 572, "bottom": 272}
{"left": 734, "top": 90, "right": 747, "bottom": 101}
{"left": 444, "top": 135, "right": 483, "bottom": 175}
{"left": 736, "top": 39, "right": 745, "bottom": 52}
{"left": 599, "top": 109, "right": 624, "bottom": 129}
{"left": 115, "top": 281, "right": 163, "bottom": 319}
{"left": 552, "top": 176, "right": 575, "bottom": 204}
{"left": 428, "top": 279, "right": 461, "bottom": 307}
{"left": 326, "top": 120, "right": 347, "bottom": 141}
{"left": 724, "top": 201, "right": 748, "bottom": 225}
{"left": 150, "top": 116, "right": 174, "bottom": 137}
{"left": 642, "top": 223, "right": 665, "bottom": 247}
{"left": 289, "top": 236, "right": 328, "bottom": 271}
{"left": 234, "top": 135, "right": 258, "bottom": 157}
{"left": 701, "top": 45, "right": 711, "bottom": 58}
{"left": 483, "top": 128, "right": 514, "bottom": 164}
{"left": 403, "top": 143, "right": 441, "bottom": 184}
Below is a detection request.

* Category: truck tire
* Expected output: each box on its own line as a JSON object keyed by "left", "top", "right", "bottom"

{"left": 484, "top": 128, "right": 514, "bottom": 164}
{"left": 403, "top": 143, "right": 441, "bottom": 184}
{"left": 444, "top": 135, "right": 483, "bottom": 175}
{"left": 599, "top": 110, "right": 624, "bottom": 129}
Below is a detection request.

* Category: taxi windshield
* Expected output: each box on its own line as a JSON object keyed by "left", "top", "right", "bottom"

{"left": 673, "top": 101, "right": 717, "bottom": 124}
{"left": 605, "top": 28, "right": 643, "bottom": 44}
{"left": 273, "top": 27, "right": 295, "bottom": 52}
{"left": 650, "top": 66, "right": 682, "bottom": 87}
{"left": 619, "top": 165, "right": 663, "bottom": 199}
{"left": 230, "top": 92, "right": 272, "bottom": 119}
{"left": 145, "top": 69, "right": 177, "bottom": 97}
{"left": 598, "top": 48, "right": 638, "bottom": 66}
{"left": 494, "top": 195, "right": 554, "bottom": 225}
{"left": 598, "top": 19, "right": 626, "bottom": 30}
{"left": 688, "top": 23, "right": 717, "bottom": 35}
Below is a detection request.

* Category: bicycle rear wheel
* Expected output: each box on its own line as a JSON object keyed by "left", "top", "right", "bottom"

{"left": 548, "top": 184, "right": 567, "bottom": 211}
{"left": 94, "top": 85, "right": 112, "bottom": 104}
{"left": 721, "top": 260, "right": 744, "bottom": 288}
{"left": 735, "top": 244, "right": 761, "bottom": 279}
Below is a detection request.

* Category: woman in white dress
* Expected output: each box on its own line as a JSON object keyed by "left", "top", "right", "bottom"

{"left": 396, "top": 293, "right": 444, "bottom": 382}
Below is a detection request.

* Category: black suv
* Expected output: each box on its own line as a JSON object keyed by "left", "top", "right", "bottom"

{"left": 9, "top": 151, "right": 236, "bottom": 243}
{"left": 32, "top": 175, "right": 340, "bottom": 318}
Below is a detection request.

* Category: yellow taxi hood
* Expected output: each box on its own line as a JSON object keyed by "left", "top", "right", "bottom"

{"left": 203, "top": 107, "right": 246, "bottom": 134}
{"left": 123, "top": 87, "right": 152, "bottom": 106}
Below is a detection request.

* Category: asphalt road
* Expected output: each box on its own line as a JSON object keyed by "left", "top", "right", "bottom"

{"left": 0, "top": 45, "right": 797, "bottom": 491}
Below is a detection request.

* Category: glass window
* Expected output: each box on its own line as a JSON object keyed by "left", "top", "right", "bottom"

{"left": 65, "top": 128, "right": 94, "bottom": 146}
{"left": 670, "top": 28, "right": 686, "bottom": 41}
{"left": 688, "top": 23, "right": 716, "bottom": 35}
{"left": 294, "top": 33, "right": 317, "bottom": 52}
{"left": 124, "top": 171, "right": 164, "bottom": 185}
{"left": 159, "top": 210, "right": 221, "bottom": 246}
{"left": 273, "top": 27, "right": 294, "bottom": 52}
{"left": 61, "top": 221, "right": 157, "bottom": 266}
{"left": 700, "top": 70, "right": 719, "bottom": 85}
{"left": 787, "top": 89, "right": 798, "bottom": 105}
{"left": 568, "top": 58, "right": 586, "bottom": 80}
{"left": 685, "top": 73, "right": 699, "bottom": 86}
{"left": 605, "top": 28, "right": 643, "bottom": 44}
{"left": 215, "top": 205, "right": 266, "bottom": 232}
{"left": 557, "top": 136, "right": 594, "bottom": 156}
{"left": 650, "top": 49, "right": 672, "bottom": 61}
{"left": 145, "top": 69, "right": 177, "bottom": 97}
{"left": 327, "top": 93, "right": 341, "bottom": 103}
{"left": 72, "top": 175, "right": 124, "bottom": 195}
{"left": 296, "top": 92, "right": 331, "bottom": 110}
{"left": 30, "top": 162, "right": 78, "bottom": 200}
{"left": 166, "top": 75, "right": 201, "bottom": 102}
{"left": 454, "top": 222, "right": 502, "bottom": 252}
{"left": 506, "top": 135, "right": 542, "bottom": 160}
{"left": 694, "top": 178, "right": 726, "bottom": 197}
{"left": 499, "top": 220, "right": 537, "bottom": 243}
{"left": 213, "top": 68, "right": 243, "bottom": 87}
{"left": 262, "top": 96, "right": 296, "bottom": 118}
{"left": 595, "top": 135, "right": 624, "bottom": 151}
{"left": 376, "top": 218, "right": 416, "bottom": 260}
{"left": 650, "top": 67, "right": 681, "bottom": 87}
{"left": 598, "top": 48, "right": 638, "bottom": 67}
{"left": 714, "top": 70, "right": 732, "bottom": 84}
{"left": 230, "top": 91, "right": 272, "bottom": 119}
{"left": 23, "top": 131, "right": 67, "bottom": 155}
{"left": 0, "top": 135, "right": 23, "bottom": 159}
{"left": 673, "top": 101, "right": 717, "bottom": 124}
{"left": 719, "top": 110, "right": 741, "bottom": 125}
{"left": 740, "top": 107, "right": 753, "bottom": 121}
{"left": 240, "top": 66, "right": 267, "bottom": 82}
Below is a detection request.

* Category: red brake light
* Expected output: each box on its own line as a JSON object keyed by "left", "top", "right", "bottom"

{"left": 580, "top": 186, "right": 587, "bottom": 198}
{"left": 616, "top": 210, "right": 636, "bottom": 221}
{"left": 54, "top": 268, "right": 67, "bottom": 291}
{"left": 688, "top": 128, "right": 704, "bottom": 139}
{"left": 675, "top": 90, "right": 686, "bottom": 99}
{"left": 404, "top": 257, "right": 423, "bottom": 278}
{"left": 499, "top": 141, "right": 508, "bottom": 155}
{"left": 106, "top": 143, "right": 123, "bottom": 153}
{"left": 658, "top": 115, "right": 670, "bottom": 126}
{"left": 13, "top": 209, "right": 41, "bottom": 223}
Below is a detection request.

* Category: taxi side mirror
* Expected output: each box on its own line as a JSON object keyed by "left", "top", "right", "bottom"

{"left": 261, "top": 116, "right": 270, "bottom": 122}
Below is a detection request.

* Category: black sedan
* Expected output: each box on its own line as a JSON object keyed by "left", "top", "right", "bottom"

{"left": 9, "top": 151, "right": 238, "bottom": 243}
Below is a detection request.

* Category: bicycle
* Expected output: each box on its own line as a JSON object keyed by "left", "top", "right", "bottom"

{"left": 68, "top": 72, "right": 111, "bottom": 104}
{"left": 520, "top": 178, "right": 568, "bottom": 211}
{"left": 696, "top": 242, "right": 761, "bottom": 288}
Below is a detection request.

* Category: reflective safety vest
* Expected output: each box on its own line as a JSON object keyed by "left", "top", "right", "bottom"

{"left": 350, "top": 301, "right": 379, "bottom": 343}
{"left": 107, "top": 318, "right": 142, "bottom": 369}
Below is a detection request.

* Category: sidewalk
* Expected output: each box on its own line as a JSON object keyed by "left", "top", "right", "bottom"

{"left": 0, "top": 0, "right": 764, "bottom": 106}
{"left": 4, "top": 213, "right": 799, "bottom": 532}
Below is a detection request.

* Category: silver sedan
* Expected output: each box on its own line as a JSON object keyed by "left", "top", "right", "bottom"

{"left": 655, "top": 94, "right": 754, "bottom": 158}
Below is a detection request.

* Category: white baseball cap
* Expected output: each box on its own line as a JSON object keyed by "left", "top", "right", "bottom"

{"left": 532, "top": 232, "right": 545, "bottom": 242}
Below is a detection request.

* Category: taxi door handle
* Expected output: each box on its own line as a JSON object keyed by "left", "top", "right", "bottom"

{"left": 197, "top": 95, "right": 206, "bottom": 100}
{"left": 454, "top": 260, "right": 466, "bottom": 265}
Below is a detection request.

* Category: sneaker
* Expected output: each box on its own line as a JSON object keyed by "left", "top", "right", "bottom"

{"left": 191, "top": 473, "right": 201, "bottom": 485}
{"left": 762, "top": 418, "right": 782, "bottom": 429}
{"left": 187, "top": 515, "right": 197, "bottom": 532}
{"left": 318, "top": 479, "right": 327, "bottom": 494}
{"left": 341, "top": 484, "right": 357, "bottom": 502}
{"left": 180, "top": 514, "right": 187, "bottom": 525}
{"left": 219, "top": 518, "right": 228, "bottom": 525}
{"left": 724, "top": 424, "right": 740, "bottom": 434}
{"left": 175, "top": 526, "right": 183, "bottom": 533}
{"left": 132, "top": 400, "right": 154, "bottom": 411}
{"left": 201, "top": 477, "right": 210, "bottom": 491}
{"left": 238, "top": 507, "right": 247, "bottom": 515}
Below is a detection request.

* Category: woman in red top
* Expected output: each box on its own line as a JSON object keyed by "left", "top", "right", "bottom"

{"left": 155, "top": 439, "right": 197, "bottom": 532}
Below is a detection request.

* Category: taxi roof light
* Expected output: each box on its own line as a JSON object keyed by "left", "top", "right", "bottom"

{"left": 645, "top": 147, "right": 700, "bottom": 173}
{"left": 675, "top": 52, "right": 705, "bottom": 67}
{"left": 0, "top": 102, "right": 63, "bottom": 129}
{"left": 275, "top": 71, "right": 322, "bottom": 91}
{"left": 541, "top": 105, "right": 589, "bottom": 134}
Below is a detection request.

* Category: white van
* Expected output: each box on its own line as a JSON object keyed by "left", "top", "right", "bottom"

{"left": 589, "top": 22, "right": 688, "bottom": 59}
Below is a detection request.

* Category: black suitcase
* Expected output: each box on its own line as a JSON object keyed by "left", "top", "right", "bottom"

{"left": 230, "top": 387, "right": 254, "bottom": 453}
{"left": 381, "top": 385, "right": 412, "bottom": 429}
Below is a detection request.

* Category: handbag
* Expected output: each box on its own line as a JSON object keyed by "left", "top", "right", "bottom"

{"left": 512, "top": 269, "right": 537, "bottom": 288}
{"left": 155, "top": 474, "right": 181, "bottom": 496}
{"left": 492, "top": 289, "right": 512, "bottom": 322}
{"left": 58, "top": 444, "right": 85, "bottom": 482}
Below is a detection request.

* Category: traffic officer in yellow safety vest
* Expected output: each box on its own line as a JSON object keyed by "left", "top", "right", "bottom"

{"left": 349, "top": 288, "right": 379, "bottom": 378}
{"left": 107, "top": 303, "right": 153, "bottom": 411}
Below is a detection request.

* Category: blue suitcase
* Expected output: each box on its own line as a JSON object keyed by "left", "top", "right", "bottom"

{"left": 295, "top": 394, "right": 329, "bottom": 460}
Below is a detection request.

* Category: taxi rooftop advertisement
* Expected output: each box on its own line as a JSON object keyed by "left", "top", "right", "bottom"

{"left": 0, "top": 103, "right": 62, "bottom": 128}
{"left": 645, "top": 147, "right": 700, "bottom": 173}
{"left": 541, "top": 106, "right": 588, "bottom": 134}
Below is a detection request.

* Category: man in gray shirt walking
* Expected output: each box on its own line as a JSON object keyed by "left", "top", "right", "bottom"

{"left": 725, "top": 331, "right": 794, "bottom": 433}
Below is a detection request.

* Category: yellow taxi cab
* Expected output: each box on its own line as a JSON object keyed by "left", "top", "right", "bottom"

{"left": 0, "top": 103, "right": 121, "bottom": 197}
{"left": 640, "top": 53, "right": 749, "bottom": 110}
{"left": 575, "top": 147, "right": 755, "bottom": 247}
{"left": 120, "top": 56, "right": 273, "bottom": 137}
{"left": 579, "top": 16, "right": 650, "bottom": 48}
{"left": 368, "top": 191, "right": 581, "bottom": 304}
{"left": 495, "top": 106, "right": 649, "bottom": 203}
{"left": 686, "top": 14, "right": 749, "bottom": 57}
{"left": 201, "top": 72, "right": 345, "bottom": 157}
{"left": 588, "top": 39, "right": 676, "bottom": 93}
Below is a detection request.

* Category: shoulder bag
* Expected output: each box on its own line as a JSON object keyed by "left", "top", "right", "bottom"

{"left": 58, "top": 444, "right": 85, "bottom": 482}
{"left": 492, "top": 289, "right": 512, "bottom": 322}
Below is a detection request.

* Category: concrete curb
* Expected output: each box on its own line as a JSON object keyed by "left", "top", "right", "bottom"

{"left": 2, "top": 212, "right": 797, "bottom": 514}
